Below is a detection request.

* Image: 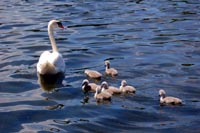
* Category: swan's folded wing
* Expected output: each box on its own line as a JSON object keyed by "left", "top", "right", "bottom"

{"left": 37, "top": 51, "right": 51, "bottom": 74}
{"left": 49, "top": 52, "right": 66, "bottom": 73}
{"left": 38, "top": 51, "right": 51, "bottom": 64}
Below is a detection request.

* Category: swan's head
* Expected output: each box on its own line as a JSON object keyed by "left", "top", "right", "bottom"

{"left": 121, "top": 80, "right": 127, "bottom": 87}
{"left": 48, "top": 20, "right": 64, "bottom": 29}
{"left": 159, "top": 89, "right": 166, "bottom": 98}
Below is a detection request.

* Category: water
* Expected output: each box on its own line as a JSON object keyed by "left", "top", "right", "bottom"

{"left": 0, "top": 0, "right": 200, "bottom": 132}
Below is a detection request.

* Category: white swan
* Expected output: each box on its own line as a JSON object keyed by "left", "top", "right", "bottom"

{"left": 37, "top": 20, "right": 65, "bottom": 75}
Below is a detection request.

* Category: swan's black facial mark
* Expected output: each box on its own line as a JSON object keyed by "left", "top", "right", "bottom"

{"left": 57, "top": 22, "right": 64, "bottom": 28}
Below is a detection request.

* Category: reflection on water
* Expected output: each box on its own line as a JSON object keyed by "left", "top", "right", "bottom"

{"left": 38, "top": 72, "right": 65, "bottom": 92}
{"left": 0, "top": 0, "right": 200, "bottom": 132}
{"left": 46, "top": 103, "right": 64, "bottom": 110}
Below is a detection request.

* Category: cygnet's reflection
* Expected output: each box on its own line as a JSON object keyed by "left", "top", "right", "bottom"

{"left": 38, "top": 72, "right": 65, "bottom": 92}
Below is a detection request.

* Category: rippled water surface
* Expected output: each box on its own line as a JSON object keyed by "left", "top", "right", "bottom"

{"left": 0, "top": 0, "right": 200, "bottom": 132}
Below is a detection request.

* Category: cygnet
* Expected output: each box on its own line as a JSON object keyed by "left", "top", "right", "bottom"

{"left": 159, "top": 89, "right": 182, "bottom": 105}
{"left": 82, "top": 79, "right": 99, "bottom": 94}
{"left": 105, "top": 60, "right": 118, "bottom": 77}
{"left": 84, "top": 69, "right": 102, "bottom": 80}
{"left": 120, "top": 80, "right": 136, "bottom": 93}
{"left": 101, "top": 81, "right": 121, "bottom": 95}
{"left": 94, "top": 82, "right": 112, "bottom": 102}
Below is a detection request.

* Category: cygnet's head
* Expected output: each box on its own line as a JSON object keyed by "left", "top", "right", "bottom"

{"left": 104, "top": 60, "right": 110, "bottom": 68}
{"left": 101, "top": 81, "right": 109, "bottom": 90}
{"left": 121, "top": 80, "right": 127, "bottom": 87}
{"left": 48, "top": 20, "right": 64, "bottom": 29}
{"left": 82, "top": 79, "right": 89, "bottom": 88}
{"left": 159, "top": 89, "right": 166, "bottom": 97}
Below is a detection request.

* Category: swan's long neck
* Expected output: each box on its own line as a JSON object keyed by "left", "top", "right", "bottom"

{"left": 48, "top": 25, "right": 58, "bottom": 52}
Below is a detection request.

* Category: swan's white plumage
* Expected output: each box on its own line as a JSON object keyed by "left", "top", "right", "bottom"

{"left": 37, "top": 20, "right": 65, "bottom": 75}
{"left": 37, "top": 51, "right": 65, "bottom": 74}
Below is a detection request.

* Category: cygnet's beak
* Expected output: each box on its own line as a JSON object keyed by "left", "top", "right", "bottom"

{"left": 82, "top": 82, "right": 86, "bottom": 87}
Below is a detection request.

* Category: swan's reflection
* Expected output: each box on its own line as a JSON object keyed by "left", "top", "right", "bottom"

{"left": 37, "top": 72, "right": 64, "bottom": 92}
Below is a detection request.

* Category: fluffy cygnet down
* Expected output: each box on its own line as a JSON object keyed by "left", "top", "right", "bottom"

{"left": 82, "top": 79, "right": 99, "bottom": 94}
{"left": 94, "top": 82, "right": 112, "bottom": 102}
{"left": 104, "top": 60, "right": 118, "bottom": 77}
{"left": 101, "top": 81, "right": 121, "bottom": 95}
{"left": 120, "top": 80, "right": 136, "bottom": 93}
{"left": 159, "top": 89, "right": 182, "bottom": 105}
{"left": 84, "top": 69, "right": 102, "bottom": 80}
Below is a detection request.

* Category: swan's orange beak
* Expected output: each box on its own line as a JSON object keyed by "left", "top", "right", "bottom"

{"left": 57, "top": 22, "right": 64, "bottom": 29}
{"left": 58, "top": 24, "right": 64, "bottom": 29}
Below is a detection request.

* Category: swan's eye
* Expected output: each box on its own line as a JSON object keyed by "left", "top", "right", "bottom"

{"left": 57, "top": 22, "right": 64, "bottom": 28}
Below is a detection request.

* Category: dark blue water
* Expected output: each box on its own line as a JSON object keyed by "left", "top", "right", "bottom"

{"left": 0, "top": 0, "right": 200, "bottom": 132}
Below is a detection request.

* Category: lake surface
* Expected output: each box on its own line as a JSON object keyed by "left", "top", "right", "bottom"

{"left": 0, "top": 0, "right": 200, "bottom": 132}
